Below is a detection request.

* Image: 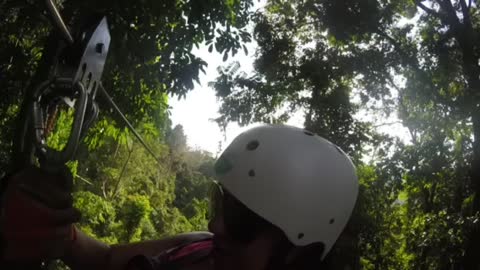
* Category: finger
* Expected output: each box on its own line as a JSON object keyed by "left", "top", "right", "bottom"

{"left": 5, "top": 225, "right": 74, "bottom": 241}
{"left": 10, "top": 166, "right": 73, "bottom": 192}
{"left": 32, "top": 206, "right": 81, "bottom": 226}
{"left": 54, "top": 165, "right": 74, "bottom": 191}
{"left": 17, "top": 182, "right": 73, "bottom": 209}
{"left": 3, "top": 190, "right": 80, "bottom": 228}
{"left": 3, "top": 225, "right": 75, "bottom": 260}
{"left": 49, "top": 207, "right": 82, "bottom": 225}
{"left": 3, "top": 228, "right": 74, "bottom": 260}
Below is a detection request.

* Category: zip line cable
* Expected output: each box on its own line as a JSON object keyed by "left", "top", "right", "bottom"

{"left": 98, "top": 83, "right": 162, "bottom": 164}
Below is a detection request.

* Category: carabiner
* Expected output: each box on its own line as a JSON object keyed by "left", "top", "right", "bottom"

{"left": 31, "top": 78, "right": 88, "bottom": 171}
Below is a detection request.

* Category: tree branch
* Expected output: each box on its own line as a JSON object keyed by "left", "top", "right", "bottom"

{"left": 75, "top": 174, "right": 93, "bottom": 185}
{"left": 385, "top": 74, "right": 403, "bottom": 93}
{"left": 374, "top": 29, "right": 458, "bottom": 110}
{"left": 416, "top": 1, "right": 442, "bottom": 18}
{"left": 373, "top": 121, "right": 404, "bottom": 128}
{"left": 111, "top": 141, "right": 134, "bottom": 199}
{"left": 436, "top": 0, "right": 462, "bottom": 28}
{"left": 460, "top": 0, "right": 471, "bottom": 26}
{"left": 375, "top": 29, "right": 418, "bottom": 67}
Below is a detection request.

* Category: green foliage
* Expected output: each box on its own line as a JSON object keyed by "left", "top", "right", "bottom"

{"left": 74, "top": 191, "right": 119, "bottom": 244}
{"left": 4, "top": 0, "right": 480, "bottom": 269}
{"left": 188, "top": 198, "right": 210, "bottom": 231}
{"left": 0, "top": 0, "right": 254, "bottom": 173}
{"left": 70, "top": 119, "right": 215, "bottom": 245}
{"left": 46, "top": 109, "right": 75, "bottom": 151}
{"left": 0, "top": 0, "right": 230, "bottom": 259}
{"left": 69, "top": 119, "right": 215, "bottom": 244}
{"left": 118, "top": 194, "right": 153, "bottom": 242}
{"left": 212, "top": 0, "right": 480, "bottom": 269}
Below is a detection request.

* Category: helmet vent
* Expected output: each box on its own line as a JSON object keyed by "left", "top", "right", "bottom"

{"left": 248, "top": 169, "right": 256, "bottom": 177}
{"left": 297, "top": 233, "right": 304, "bottom": 239}
{"left": 329, "top": 219, "right": 335, "bottom": 224}
{"left": 303, "top": 130, "right": 314, "bottom": 136}
{"left": 246, "top": 140, "right": 260, "bottom": 150}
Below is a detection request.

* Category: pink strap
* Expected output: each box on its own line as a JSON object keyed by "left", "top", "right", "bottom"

{"left": 168, "top": 239, "right": 213, "bottom": 261}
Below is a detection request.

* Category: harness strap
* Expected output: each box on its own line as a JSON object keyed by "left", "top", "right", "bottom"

{"left": 125, "top": 238, "right": 213, "bottom": 270}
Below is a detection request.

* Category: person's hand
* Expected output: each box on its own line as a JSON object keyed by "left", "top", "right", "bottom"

{"left": 0, "top": 166, "right": 81, "bottom": 261}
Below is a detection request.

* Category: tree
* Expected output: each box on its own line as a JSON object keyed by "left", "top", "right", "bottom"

{"left": 166, "top": 124, "right": 188, "bottom": 157}
{"left": 1, "top": 1, "right": 246, "bottom": 263}
{"left": 212, "top": 0, "right": 480, "bottom": 269}
{"left": 0, "top": 0, "right": 254, "bottom": 173}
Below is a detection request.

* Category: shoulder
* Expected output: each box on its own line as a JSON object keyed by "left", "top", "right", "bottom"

{"left": 174, "top": 232, "right": 213, "bottom": 244}
{"left": 118, "top": 231, "right": 213, "bottom": 258}
{"left": 125, "top": 232, "right": 213, "bottom": 270}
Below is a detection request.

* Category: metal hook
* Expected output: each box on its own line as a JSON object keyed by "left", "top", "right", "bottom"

{"left": 32, "top": 78, "right": 88, "bottom": 171}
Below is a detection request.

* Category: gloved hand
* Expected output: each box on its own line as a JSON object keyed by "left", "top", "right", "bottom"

{"left": 0, "top": 166, "right": 81, "bottom": 261}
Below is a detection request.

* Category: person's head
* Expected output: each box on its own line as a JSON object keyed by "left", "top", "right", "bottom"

{"left": 208, "top": 125, "right": 359, "bottom": 270}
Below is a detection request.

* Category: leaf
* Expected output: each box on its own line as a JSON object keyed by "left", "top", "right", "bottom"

{"left": 208, "top": 44, "right": 213, "bottom": 53}
{"left": 243, "top": 44, "right": 248, "bottom": 55}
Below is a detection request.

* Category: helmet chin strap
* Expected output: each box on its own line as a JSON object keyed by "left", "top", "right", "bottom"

{"left": 266, "top": 240, "right": 326, "bottom": 270}
{"left": 258, "top": 230, "right": 293, "bottom": 270}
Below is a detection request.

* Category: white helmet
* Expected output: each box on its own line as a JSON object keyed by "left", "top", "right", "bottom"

{"left": 215, "top": 124, "right": 358, "bottom": 258}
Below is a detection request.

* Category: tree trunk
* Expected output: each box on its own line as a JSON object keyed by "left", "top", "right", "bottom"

{"left": 438, "top": 1, "right": 480, "bottom": 267}
{"left": 463, "top": 111, "right": 480, "bottom": 270}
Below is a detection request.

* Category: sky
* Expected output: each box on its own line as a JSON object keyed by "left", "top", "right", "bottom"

{"left": 168, "top": 1, "right": 411, "bottom": 156}
{"left": 168, "top": 41, "right": 304, "bottom": 155}
{"left": 167, "top": 41, "right": 261, "bottom": 155}
{"left": 168, "top": 0, "right": 306, "bottom": 155}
